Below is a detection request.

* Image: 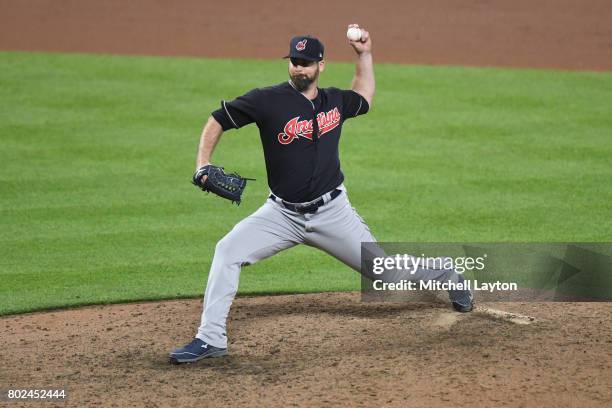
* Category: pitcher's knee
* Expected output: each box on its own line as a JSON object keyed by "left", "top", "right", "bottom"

{"left": 213, "top": 232, "right": 245, "bottom": 266}
{"left": 214, "top": 235, "right": 231, "bottom": 257}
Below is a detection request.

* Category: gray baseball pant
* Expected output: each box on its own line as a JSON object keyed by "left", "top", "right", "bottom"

{"left": 196, "top": 186, "right": 460, "bottom": 348}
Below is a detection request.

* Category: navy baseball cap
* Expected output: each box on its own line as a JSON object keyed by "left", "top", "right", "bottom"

{"left": 284, "top": 36, "right": 325, "bottom": 61}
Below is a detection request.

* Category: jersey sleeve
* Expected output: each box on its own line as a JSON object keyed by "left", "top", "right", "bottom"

{"left": 341, "top": 90, "right": 370, "bottom": 121}
{"left": 211, "top": 88, "right": 261, "bottom": 131}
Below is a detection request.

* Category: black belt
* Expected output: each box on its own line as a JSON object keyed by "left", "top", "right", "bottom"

{"left": 270, "top": 189, "right": 342, "bottom": 214}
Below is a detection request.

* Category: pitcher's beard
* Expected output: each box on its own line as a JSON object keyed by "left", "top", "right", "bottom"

{"left": 290, "top": 71, "right": 319, "bottom": 92}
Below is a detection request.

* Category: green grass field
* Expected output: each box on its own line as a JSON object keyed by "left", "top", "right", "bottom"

{"left": 1, "top": 51, "right": 611, "bottom": 315}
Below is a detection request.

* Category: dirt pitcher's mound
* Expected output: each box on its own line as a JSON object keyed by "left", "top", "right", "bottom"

{"left": 1, "top": 293, "right": 611, "bottom": 407}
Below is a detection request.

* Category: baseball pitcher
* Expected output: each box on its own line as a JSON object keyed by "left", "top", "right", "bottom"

{"left": 170, "top": 25, "right": 473, "bottom": 364}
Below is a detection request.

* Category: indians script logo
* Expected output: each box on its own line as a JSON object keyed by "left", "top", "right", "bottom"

{"left": 278, "top": 108, "right": 341, "bottom": 144}
{"left": 296, "top": 39, "right": 307, "bottom": 51}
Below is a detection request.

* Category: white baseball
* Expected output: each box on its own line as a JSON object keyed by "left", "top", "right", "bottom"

{"left": 346, "top": 27, "right": 362, "bottom": 42}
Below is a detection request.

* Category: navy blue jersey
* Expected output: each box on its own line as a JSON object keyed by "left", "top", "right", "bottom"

{"left": 211, "top": 81, "right": 369, "bottom": 202}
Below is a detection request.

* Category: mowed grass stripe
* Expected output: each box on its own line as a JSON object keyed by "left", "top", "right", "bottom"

{"left": 1, "top": 51, "right": 611, "bottom": 315}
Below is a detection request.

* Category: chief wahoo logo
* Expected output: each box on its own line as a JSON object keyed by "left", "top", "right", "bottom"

{"left": 296, "top": 39, "right": 307, "bottom": 51}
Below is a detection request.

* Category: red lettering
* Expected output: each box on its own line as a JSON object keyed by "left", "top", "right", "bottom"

{"left": 278, "top": 132, "right": 296, "bottom": 144}
{"left": 277, "top": 107, "right": 342, "bottom": 145}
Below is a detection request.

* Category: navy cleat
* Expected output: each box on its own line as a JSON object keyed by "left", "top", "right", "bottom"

{"left": 451, "top": 299, "right": 474, "bottom": 313}
{"left": 448, "top": 274, "right": 474, "bottom": 313}
{"left": 169, "top": 338, "right": 229, "bottom": 364}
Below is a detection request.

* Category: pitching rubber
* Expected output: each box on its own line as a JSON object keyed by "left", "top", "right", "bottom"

{"left": 474, "top": 306, "right": 536, "bottom": 325}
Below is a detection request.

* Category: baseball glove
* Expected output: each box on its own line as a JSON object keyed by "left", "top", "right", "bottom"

{"left": 192, "top": 165, "right": 254, "bottom": 205}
